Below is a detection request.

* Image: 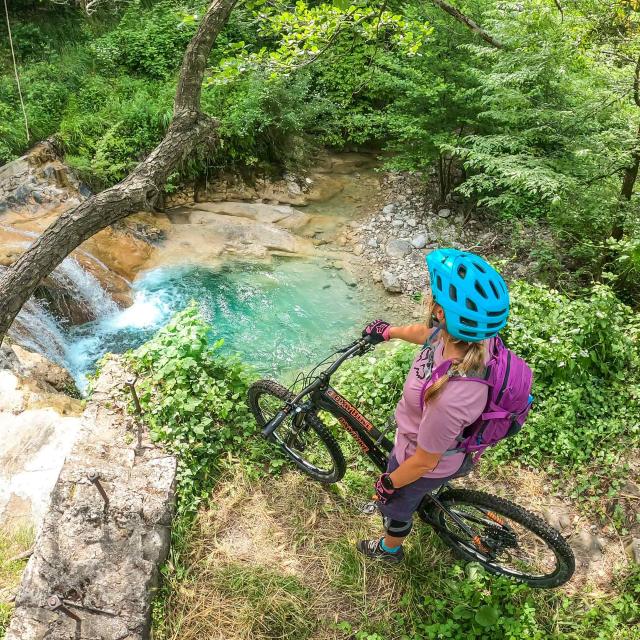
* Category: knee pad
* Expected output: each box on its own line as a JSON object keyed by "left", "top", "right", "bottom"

{"left": 383, "top": 516, "right": 413, "bottom": 538}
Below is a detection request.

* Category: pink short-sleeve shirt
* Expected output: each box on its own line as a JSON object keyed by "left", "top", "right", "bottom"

{"left": 393, "top": 334, "right": 491, "bottom": 478}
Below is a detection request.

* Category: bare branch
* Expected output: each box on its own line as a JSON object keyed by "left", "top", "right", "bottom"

{"left": 430, "top": 0, "right": 503, "bottom": 49}
{"left": 634, "top": 52, "right": 640, "bottom": 109}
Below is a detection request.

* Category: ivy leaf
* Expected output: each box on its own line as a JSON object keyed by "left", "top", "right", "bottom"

{"left": 475, "top": 605, "right": 500, "bottom": 627}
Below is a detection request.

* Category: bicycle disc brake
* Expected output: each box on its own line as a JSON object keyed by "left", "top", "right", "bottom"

{"left": 476, "top": 524, "right": 518, "bottom": 557}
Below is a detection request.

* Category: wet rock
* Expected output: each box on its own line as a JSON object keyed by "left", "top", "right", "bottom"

{"left": 411, "top": 234, "right": 427, "bottom": 250}
{"left": 382, "top": 270, "right": 403, "bottom": 293}
{"left": 438, "top": 208, "right": 451, "bottom": 218}
{"left": 11, "top": 345, "right": 76, "bottom": 394}
{"left": 336, "top": 268, "right": 358, "bottom": 288}
{"left": 386, "top": 239, "right": 412, "bottom": 259}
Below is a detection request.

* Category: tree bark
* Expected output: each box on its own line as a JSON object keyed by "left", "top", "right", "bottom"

{"left": 0, "top": 0, "right": 237, "bottom": 343}
{"left": 430, "top": 0, "right": 503, "bottom": 49}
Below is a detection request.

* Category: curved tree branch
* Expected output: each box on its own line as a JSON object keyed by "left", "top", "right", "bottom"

{"left": 430, "top": 0, "right": 503, "bottom": 49}
{"left": 0, "top": 0, "right": 237, "bottom": 342}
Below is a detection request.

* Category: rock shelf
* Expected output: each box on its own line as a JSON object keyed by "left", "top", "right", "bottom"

{"left": 5, "top": 358, "right": 176, "bottom": 640}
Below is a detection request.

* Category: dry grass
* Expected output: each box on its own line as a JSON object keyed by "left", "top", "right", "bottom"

{"left": 156, "top": 466, "right": 410, "bottom": 640}
{"left": 0, "top": 525, "right": 34, "bottom": 636}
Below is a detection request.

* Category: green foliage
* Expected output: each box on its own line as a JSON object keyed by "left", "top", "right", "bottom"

{"left": 497, "top": 281, "right": 640, "bottom": 476}
{"left": 333, "top": 342, "right": 415, "bottom": 427}
{"left": 335, "top": 280, "right": 639, "bottom": 491}
{"left": 126, "top": 304, "right": 265, "bottom": 516}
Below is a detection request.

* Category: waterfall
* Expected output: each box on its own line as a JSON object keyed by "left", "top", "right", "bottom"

{"left": 9, "top": 298, "right": 70, "bottom": 368}
{"left": 52, "top": 257, "right": 120, "bottom": 318}
{"left": 1, "top": 223, "right": 124, "bottom": 376}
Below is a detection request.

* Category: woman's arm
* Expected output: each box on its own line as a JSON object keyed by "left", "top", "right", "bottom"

{"left": 388, "top": 323, "right": 430, "bottom": 345}
{"left": 388, "top": 446, "right": 441, "bottom": 488}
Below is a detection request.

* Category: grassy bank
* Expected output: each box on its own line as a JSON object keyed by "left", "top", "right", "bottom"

{"left": 121, "top": 283, "right": 640, "bottom": 639}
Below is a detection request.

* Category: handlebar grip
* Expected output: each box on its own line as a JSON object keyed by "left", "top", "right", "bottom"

{"left": 261, "top": 410, "right": 288, "bottom": 439}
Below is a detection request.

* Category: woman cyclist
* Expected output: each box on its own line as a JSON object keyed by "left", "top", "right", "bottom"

{"left": 358, "top": 248, "right": 510, "bottom": 563}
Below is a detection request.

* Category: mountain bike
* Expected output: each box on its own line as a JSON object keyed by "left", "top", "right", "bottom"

{"left": 247, "top": 336, "right": 575, "bottom": 588}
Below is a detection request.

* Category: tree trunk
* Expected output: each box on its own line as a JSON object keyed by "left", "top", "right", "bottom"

{"left": 430, "top": 0, "right": 503, "bottom": 49}
{"left": 0, "top": 0, "right": 237, "bottom": 343}
{"left": 613, "top": 125, "right": 640, "bottom": 240}
{"left": 612, "top": 56, "right": 640, "bottom": 240}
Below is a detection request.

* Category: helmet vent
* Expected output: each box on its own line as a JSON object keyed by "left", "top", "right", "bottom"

{"left": 457, "top": 265, "right": 467, "bottom": 279}
{"left": 487, "top": 308, "right": 507, "bottom": 317}
{"left": 436, "top": 275, "right": 443, "bottom": 291}
{"left": 489, "top": 281, "right": 499, "bottom": 299}
{"left": 487, "top": 321, "right": 503, "bottom": 329}
{"left": 473, "top": 261, "right": 487, "bottom": 274}
{"left": 474, "top": 282, "right": 488, "bottom": 299}
{"left": 460, "top": 317, "right": 478, "bottom": 327}
{"left": 449, "top": 284, "right": 458, "bottom": 302}
{"left": 459, "top": 329, "right": 477, "bottom": 338}
{"left": 466, "top": 299, "right": 478, "bottom": 312}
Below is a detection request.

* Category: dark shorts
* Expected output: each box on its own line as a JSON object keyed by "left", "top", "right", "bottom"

{"left": 377, "top": 454, "right": 461, "bottom": 522}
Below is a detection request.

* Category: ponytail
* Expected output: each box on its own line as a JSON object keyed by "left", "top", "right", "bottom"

{"left": 423, "top": 337, "right": 487, "bottom": 406}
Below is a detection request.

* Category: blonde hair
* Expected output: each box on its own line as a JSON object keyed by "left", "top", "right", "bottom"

{"left": 423, "top": 294, "right": 487, "bottom": 406}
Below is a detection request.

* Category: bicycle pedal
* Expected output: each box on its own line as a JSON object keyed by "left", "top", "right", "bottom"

{"left": 359, "top": 501, "right": 378, "bottom": 516}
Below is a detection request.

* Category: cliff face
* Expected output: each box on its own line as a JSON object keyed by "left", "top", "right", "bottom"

{"left": 4, "top": 357, "right": 177, "bottom": 640}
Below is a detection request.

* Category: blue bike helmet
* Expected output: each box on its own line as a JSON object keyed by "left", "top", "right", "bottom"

{"left": 426, "top": 248, "right": 509, "bottom": 342}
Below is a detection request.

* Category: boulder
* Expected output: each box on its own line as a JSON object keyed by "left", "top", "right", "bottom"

{"left": 381, "top": 271, "right": 403, "bottom": 293}
{"left": 385, "top": 239, "right": 412, "bottom": 259}
{"left": 411, "top": 234, "right": 427, "bottom": 250}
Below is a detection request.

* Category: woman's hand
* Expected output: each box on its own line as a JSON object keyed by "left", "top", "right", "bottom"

{"left": 374, "top": 472, "right": 396, "bottom": 504}
{"left": 362, "top": 319, "right": 391, "bottom": 344}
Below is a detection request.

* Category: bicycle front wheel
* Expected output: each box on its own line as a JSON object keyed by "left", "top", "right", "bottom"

{"left": 248, "top": 379, "right": 346, "bottom": 484}
{"left": 423, "top": 488, "right": 575, "bottom": 589}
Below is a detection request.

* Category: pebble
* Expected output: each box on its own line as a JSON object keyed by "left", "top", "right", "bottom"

{"left": 391, "top": 219, "right": 404, "bottom": 228}
{"left": 353, "top": 244, "right": 364, "bottom": 256}
{"left": 367, "top": 238, "right": 378, "bottom": 248}
{"left": 383, "top": 204, "right": 396, "bottom": 215}
{"left": 438, "top": 208, "right": 451, "bottom": 218}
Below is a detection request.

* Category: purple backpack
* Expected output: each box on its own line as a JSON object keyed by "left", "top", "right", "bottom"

{"left": 421, "top": 336, "right": 533, "bottom": 462}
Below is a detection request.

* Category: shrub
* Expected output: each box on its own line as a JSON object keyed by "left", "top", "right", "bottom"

{"left": 126, "top": 304, "right": 264, "bottom": 516}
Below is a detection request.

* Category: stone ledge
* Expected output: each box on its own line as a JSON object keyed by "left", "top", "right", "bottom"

{"left": 5, "top": 358, "right": 177, "bottom": 640}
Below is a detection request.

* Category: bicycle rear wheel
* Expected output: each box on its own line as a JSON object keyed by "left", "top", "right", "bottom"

{"left": 422, "top": 488, "right": 575, "bottom": 589}
{"left": 248, "top": 379, "right": 346, "bottom": 484}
